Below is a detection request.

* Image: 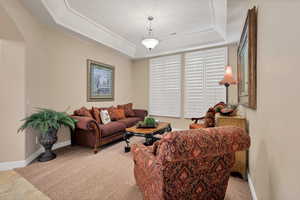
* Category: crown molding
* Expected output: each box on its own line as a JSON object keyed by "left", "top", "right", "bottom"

{"left": 134, "top": 39, "right": 237, "bottom": 60}
{"left": 41, "top": 0, "right": 136, "bottom": 57}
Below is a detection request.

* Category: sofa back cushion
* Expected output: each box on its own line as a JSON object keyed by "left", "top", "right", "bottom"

{"left": 74, "top": 107, "right": 93, "bottom": 118}
{"left": 117, "top": 103, "right": 135, "bottom": 117}
{"left": 153, "top": 127, "right": 250, "bottom": 162}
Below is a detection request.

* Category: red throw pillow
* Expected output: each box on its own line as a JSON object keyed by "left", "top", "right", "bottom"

{"left": 114, "top": 109, "right": 126, "bottom": 120}
{"left": 107, "top": 106, "right": 118, "bottom": 121}
{"left": 74, "top": 106, "right": 93, "bottom": 118}
{"left": 91, "top": 107, "right": 101, "bottom": 123}
{"left": 117, "top": 103, "right": 135, "bottom": 117}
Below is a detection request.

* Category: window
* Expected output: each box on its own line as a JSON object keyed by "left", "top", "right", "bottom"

{"left": 149, "top": 55, "right": 181, "bottom": 117}
{"left": 184, "top": 47, "right": 227, "bottom": 118}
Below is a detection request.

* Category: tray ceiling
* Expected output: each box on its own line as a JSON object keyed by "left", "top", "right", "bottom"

{"left": 22, "top": 0, "right": 248, "bottom": 58}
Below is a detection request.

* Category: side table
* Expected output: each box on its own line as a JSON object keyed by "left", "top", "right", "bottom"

{"left": 215, "top": 114, "right": 248, "bottom": 180}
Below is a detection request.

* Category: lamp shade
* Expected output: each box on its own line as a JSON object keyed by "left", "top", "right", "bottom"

{"left": 141, "top": 38, "right": 159, "bottom": 50}
{"left": 219, "top": 66, "right": 237, "bottom": 85}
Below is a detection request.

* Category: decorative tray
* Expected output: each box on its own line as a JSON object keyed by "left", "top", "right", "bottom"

{"left": 136, "top": 122, "right": 158, "bottom": 129}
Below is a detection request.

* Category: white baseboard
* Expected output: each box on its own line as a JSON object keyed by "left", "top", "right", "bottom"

{"left": 53, "top": 140, "right": 71, "bottom": 150}
{"left": 248, "top": 173, "right": 258, "bottom": 200}
{"left": 0, "top": 140, "right": 71, "bottom": 171}
{"left": 0, "top": 160, "right": 27, "bottom": 171}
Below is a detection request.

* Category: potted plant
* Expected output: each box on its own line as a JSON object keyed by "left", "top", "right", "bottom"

{"left": 18, "top": 108, "right": 77, "bottom": 162}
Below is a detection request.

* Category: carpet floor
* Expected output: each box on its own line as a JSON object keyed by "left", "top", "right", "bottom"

{"left": 15, "top": 139, "right": 251, "bottom": 200}
{"left": 0, "top": 170, "right": 50, "bottom": 200}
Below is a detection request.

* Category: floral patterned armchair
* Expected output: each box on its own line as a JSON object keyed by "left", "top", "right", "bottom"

{"left": 132, "top": 126, "right": 250, "bottom": 200}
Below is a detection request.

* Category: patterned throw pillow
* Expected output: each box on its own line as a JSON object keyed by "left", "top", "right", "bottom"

{"left": 117, "top": 103, "right": 135, "bottom": 117}
{"left": 100, "top": 110, "right": 111, "bottom": 124}
{"left": 204, "top": 107, "right": 216, "bottom": 127}
{"left": 91, "top": 107, "right": 101, "bottom": 123}
{"left": 74, "top": 106, "right": 93, "bottom": 118}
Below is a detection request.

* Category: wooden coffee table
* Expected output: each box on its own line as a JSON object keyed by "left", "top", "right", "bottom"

{"left": 123, "top": 122, "right": 171, "bottom": 152}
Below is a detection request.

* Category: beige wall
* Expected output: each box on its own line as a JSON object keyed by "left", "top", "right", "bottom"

{"left": 0, "top": 3, "right": 26, "bottom": 162}
{"left": 242, "top": 1, "right": 300, "bottom": 199}
{"left": 132, "top": 44, "right": 238, "bottom": 130}
{"left": 0, "top": 40, "right": 26, "bottom": 162}
{"left": 0, "top": 0, "right": 133, "bottom": 161}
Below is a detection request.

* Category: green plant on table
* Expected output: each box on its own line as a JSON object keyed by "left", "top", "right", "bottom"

{"left": 144, "top": 117, "right": 156, "bottom": 127}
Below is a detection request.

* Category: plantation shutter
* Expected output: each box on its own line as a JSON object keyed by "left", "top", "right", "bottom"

{"left": 149, "top": 55, "right": 181, "bottom": 117}
{"left": 184, "top": 47, "right": 227, "bottom": 118}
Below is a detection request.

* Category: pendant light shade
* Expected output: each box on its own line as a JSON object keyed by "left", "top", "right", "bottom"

{"left": 141, "top": 16, "right": 159, "bottom": 51}
{"left": 141, "top": 38, "right": 159, "bottom": 50}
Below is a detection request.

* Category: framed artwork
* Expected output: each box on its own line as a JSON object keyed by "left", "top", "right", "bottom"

{"left": 87, "top": 59, "right": 115, "bottom": 101}
{"left": 238, "top": 7, "right": 257, "bottom": 109}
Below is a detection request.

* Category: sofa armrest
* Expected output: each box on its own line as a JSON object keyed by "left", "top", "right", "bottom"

{"left": 133, "top": 109, "right": 148, "bottom": 120}
{"left": 71, "top": 116, "right": 98, "bottom": 131}
{"left": 71, "top": 115, "right": 101, "bottom": 154}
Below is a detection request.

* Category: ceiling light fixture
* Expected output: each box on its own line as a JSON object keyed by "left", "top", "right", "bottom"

{"left": 141, "top": 16, "right": 159, "bottom": 51}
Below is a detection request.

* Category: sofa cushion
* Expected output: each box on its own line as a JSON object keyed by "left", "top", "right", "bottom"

{"left": 100, "top": 110, "right": 111, "bottom": 125}
{"left": 107, "top": 106, "right": 118, "bottom": 121}
{"left": 118, "top": 117, "right": 142, "bottom": 128}
{"left": 91, "top": 107, "right": 101, "bottom": 123}
{"left": 113, "top": 109, "right": 126, "bottom": 120}
{"left": 117, "top": 103, "right": 135, "bottom": 117}
{"left": 98, "top": 121, "right": 126, "bottom": 138}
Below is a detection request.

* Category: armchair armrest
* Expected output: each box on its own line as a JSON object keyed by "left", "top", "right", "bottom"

{"left": 71, "top": 115, "right": 98, "bottom": 131}
{"left": 191, "top": 116, "right": 205, "bottom": 123}
{"left": 132, "top": 144, "right": 164, "bottom": 199}
{"left": 132, "top": 144, "right": 159, "bottom": 168}
{"left": 133, "top": 109, "right": 148, "bottom": 120}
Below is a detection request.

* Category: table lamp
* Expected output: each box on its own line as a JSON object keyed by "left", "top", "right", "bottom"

{"left": 219, "top": 66, "right": 237, "bottom": 104}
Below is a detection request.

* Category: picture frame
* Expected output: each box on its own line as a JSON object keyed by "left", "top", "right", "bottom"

{"left": 237, "top": 7, "right": 257, "bottom": 109}
{"left": 87, "top": 59, "right": 115, "bottom": 102}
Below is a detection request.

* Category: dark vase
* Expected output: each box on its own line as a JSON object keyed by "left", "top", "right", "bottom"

{"left": 38, "top": 128, "right": 58, "bottom": 162}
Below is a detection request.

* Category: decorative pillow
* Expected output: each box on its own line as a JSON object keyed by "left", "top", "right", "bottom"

{"left": 204, "top": 107, "right": 216, "bottom": 127}
{"left": 114, "top": 109, "right": 126, "bottom": 120}
{"left": 117, "top": 103, "right": 135, "bottom": 117}
{"left": 91, "top": 107, "right": 101, "bottom": 123}
{"left": 100, "top": 110, "right": 111, "bottom": 124}
{"left": 107, "top": 106, "right": 118, "bottom": 121}
{"left": 74, "top": 106, "right": 93, "bottom": 118}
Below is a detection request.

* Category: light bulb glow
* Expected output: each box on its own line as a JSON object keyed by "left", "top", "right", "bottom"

{"left": 219, "top": 66, "right": 237, "bottom": 85}
{"left": 142, "top": 38, "right": 159, "bottom": 50}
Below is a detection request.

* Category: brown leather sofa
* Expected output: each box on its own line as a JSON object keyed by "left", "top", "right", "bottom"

{"left": 132, "top": 126, "right": 250, "bottom": 200}
{"left": 72, "top": 109, "right": 147, "bottom": 153}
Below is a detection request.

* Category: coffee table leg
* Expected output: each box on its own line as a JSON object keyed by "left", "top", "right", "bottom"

{"left": 124, "top": 132, "right": 131, "bottom": 153}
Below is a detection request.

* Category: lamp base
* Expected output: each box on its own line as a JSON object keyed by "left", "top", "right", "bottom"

{"left": 225, "top": 83, "right": 230, "bottom": 105}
